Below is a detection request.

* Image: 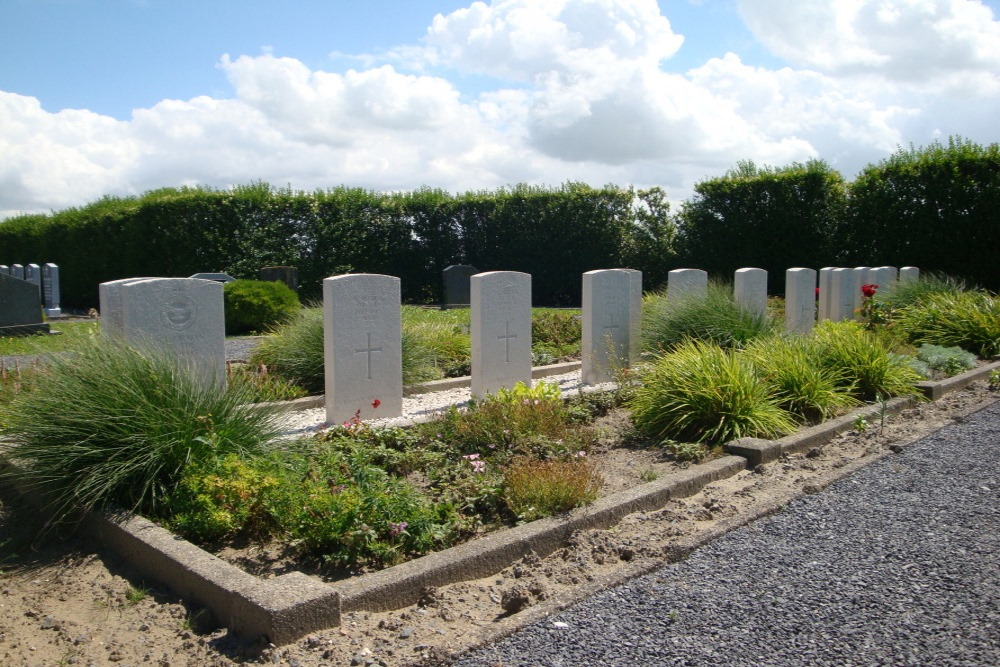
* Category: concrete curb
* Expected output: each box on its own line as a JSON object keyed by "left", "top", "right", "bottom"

{"left": 1, "top": 360, "right": 992, "bottom": 645}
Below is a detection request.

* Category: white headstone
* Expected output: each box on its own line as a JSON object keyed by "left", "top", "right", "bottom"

{"left": 582, "top": 270, "right": 632, "bottom": 385}
{"left": 100, "top": 278, "right": 154, "bottom": 337}
{"left": 323, "top": 273, "right": 403, "bottom": 425}
{"left": 42, "top": 263, "right": 61, "bottom": 317}
{"left": 734, "top": 267, "right": 768, "bottom": 316}
{"left": 829, "top": 267, "right": 858, "bottom": 321}
{"left": 10, "top": 264, "right": 24, "bottom": 280}
{"left": 667, "top": 268, "right": 708, "bottom": 303}
{"left": 612, "top": 268, "right": 643, "bottom": 362}
{"left": 817, "top": 267, "right": 837, "bottom": 322}
{"left": 852, "top": 267, "right": 871, "bottom": 318}
{"left": 119, "top": 278, "right": 226, "bottom": 390}
{"left": 867, "top": 266, "right": 897, "bottom": 294}
{"left": 0, "top": 265, "right": 9, "bottom": 275}
{"left": 899, "top": 266, "right": 920, "bottom": 283}
{"left": 471, "top": 271, "right": 532, "bottom": 398}
{"left": 785, "top": 268, "right": 817, "bottom": 334}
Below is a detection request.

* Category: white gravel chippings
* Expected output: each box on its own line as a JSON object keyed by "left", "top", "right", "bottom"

{"left": 451, "top": 401, "right": 1000, "bottom": 666}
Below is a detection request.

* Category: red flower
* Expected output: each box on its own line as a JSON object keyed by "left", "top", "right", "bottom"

{"left": 371, "top": 398, "right": 381, "bottom": 409}
{"left": 861, "top": 284, "right": 878, "bottom": 298}
{"left": 815, "top": 287, "right": 820, "bottom": 299}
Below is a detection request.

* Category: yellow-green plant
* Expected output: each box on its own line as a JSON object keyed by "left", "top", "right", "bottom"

{"left": 811, "top": 321, "right": 925, "bottom": 401}
{"left": 895, "top": 290, "right": 1000, "bottom": 358}
{"left": 629, "top": 340, "right": 796, "bottom": 445}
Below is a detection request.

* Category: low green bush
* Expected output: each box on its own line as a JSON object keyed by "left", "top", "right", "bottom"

{"left": 811, "top": 321, "right": 924, "bottom": 401}
{"left": 629, "top": 340, "right": 796, "bottom": 445}
{"left": 911, "top": 343, "right": 977, "bottom": 378}
{"left": 876, "top": 273, "right": 968, "bottom": 310}
{"left": 745, "top": 335, "right": 859, "bottom": 423}
{"left": 0, "top": 339, "right": 280, "bottom": 523}
{"left": 224, "top": 279, "right": 300, "bottom": 335}
{"left": 531, "top": 310, "right": 581, "bottom": 361}
{"left": 895, "top": 290, "right": 1000, "bottom": 358}
{"left": 642, "top": 282, "right": 780, "bottom": 352}
{"left": 503, "top": 455, "right": 601, "bottom": 522}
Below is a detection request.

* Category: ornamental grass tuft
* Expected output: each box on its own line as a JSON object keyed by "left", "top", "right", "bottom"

{"left": 629, "top": 339, "right": 796, "bottom": 445}
{"left": 745, "top": 335, "right": 859, "bottom": 423}
{"left": 0, "top": 338, "right": 281, "bottom": 524}
{"left": 642, "top": 281, "right": 780, "bottom": 352}
{"left": 894, "top": 290, "right": 1000, "bottom": 358}
{"left": 811, "top": 321, "right": 925, "bottom": 401}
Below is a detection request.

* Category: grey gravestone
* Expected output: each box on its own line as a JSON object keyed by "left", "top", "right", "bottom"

{"left": 189, "top": 272, "right": 235, "bottom": 283}
{"left": 829, "top": 267, "right": 858, "bottom": 322}
{"left": 323, "top": 273, "right": 403, "bottom": 424}
{"left": 119, "top": 278, "right": 226, "bottom": 390}
{"left": 667, "top": 268, "right": 707, "bottom": 303}
{"left": 734, "top": 267, "right": 768, "bottom": 316}
{"left": 0, "top": 273, "right": 48, "bottom": 335}
{"left": 100, "top": 278, "right": 153, "bottom": 338}
{"left": 10, "top": 264, "right": 24, "bottom": 280}
{"left": 899, "top": 266, "right": 919, "bottom": 284}
{"left": 582, "top": 270, "right": 631, "bottom": 385}
{"left": 24, "top": 264, "right": 41, "bottom": 294}
{"left": 785, "top": 267, "right": 817, "bottom": 334}
{"left": 441, "top": 265, "right": 478, "bottom": 309}
{"left": 0, "top": 265, "right": 9, "bottom": 275}
{"left": 817, "top": 267, "right": 836, "bottom": 322}
{"left": 260, "top": 266, "right": 299, "bottom": 292}
{"left": 42, "top": 263, "right": 61, "bottom": 317}
{"left": 471, "top": 271, "right": 532, "bottom": 398}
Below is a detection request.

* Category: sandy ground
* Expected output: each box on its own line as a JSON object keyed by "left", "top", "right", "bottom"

{"left": 1, "top": 381, "right": 996, "bottom": 667}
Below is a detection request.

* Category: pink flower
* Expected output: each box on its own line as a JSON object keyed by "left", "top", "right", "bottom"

{"left": 388, "top": 521, "right": 408, "bottom": 537}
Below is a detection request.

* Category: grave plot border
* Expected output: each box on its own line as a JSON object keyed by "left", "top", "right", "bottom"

{"left": 1, "top": 360, "right": 998, "bottom": 645}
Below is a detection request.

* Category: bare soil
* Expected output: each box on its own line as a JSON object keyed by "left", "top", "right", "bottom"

{"left": 1, "top": 382, "right": 997, "bottom": 667}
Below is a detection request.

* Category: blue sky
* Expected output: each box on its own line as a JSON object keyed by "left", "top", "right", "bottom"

{"left": 1, "top": 0, "right": 998, "bottom": 218}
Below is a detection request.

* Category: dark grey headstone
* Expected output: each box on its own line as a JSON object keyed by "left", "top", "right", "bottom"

{"left": 441, "top": 264, "right": 478, "bottom": 309}
{"left": 0, "top": 273, "right": 48, "bottom": 336}
{"left": 10, "top": 264, "right": 25, "bottom": 280}
{"left": 189, "top": 272, "right": 235, "bottom": 283}
{"left": 0, "top": 265, "right": 9, "bottom": 275}
{"left": 260, "top": 266, "right": 299, "bottom": 292}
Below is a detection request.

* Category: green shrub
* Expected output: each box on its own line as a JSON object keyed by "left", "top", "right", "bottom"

{"left": 745, "top": 335, "right": 859, "bottom": 423}
{"left": 401, "top": 308, "right": 471, "bottom": 379}
{"left": 642, "top": 281, "right": 780, "bottom": 352}
{"left": 811, "top": 321, "right": 924, "bottom": 401}
{"left": 895, "top": 290, "right": 1000, "bottom": 358}
{"left": 503, "top": 456, "right": 601, "bottom": 522}
{"left": 629, "top": 340, "right": 796, "bottom": 445}
{"left": 226, "top": 362, "right": 309, "bottom": 402}
{"left": 531, "top": 310, "right": 582, "bottom": 361}
{"left": 0, "top": 339, "right": 280, "bottom": 523}
{"left": 224, "top": 279, "right": 300, "bottom": 335}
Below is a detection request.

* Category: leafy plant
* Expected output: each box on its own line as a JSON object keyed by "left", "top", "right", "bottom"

{"left": 503, "top": 455, "right": 602, "bottom": 522}
{"left": 642, "top": 281, "right": 780, "bottom": 352}
{"left": 223, "top": 279, "right": 300, "bottom": 335}
{"left": 811, "top": 321, "right": 924, "bottom": 401}
{"left": 629, "top": 340, "right": 796, "bottom": 445}
{"left": 531, "top": 310, "right": 581, "bottom": 361}
{"left": 226, "top": 362, "right": 308, "bottom": 402}
{"left": 913, "top": 344, "right": 976, "bottom": 378}
{"left": 745, "top": 335, "right": 859, "bottom": 423}
{"left": 0, "top": 338, "right": 280, "bottom": 523}
{"left": 894, "top": 290, "right": 1000, "bottom": 358}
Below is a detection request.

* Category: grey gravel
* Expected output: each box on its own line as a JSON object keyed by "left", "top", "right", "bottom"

{"left": 452, "top": 401, "right": 1000, "bottom": 666}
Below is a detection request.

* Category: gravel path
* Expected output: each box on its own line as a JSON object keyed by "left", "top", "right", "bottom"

{"left": 452, "top": 401, "right": 1000, "bottom": 666}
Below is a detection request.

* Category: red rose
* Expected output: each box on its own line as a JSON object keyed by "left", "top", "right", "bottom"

{"left": 861, "top": 284, "right": 878, "bottom": 298}
{"left": 371, "top": 398, "right": 381, "bottom": 409}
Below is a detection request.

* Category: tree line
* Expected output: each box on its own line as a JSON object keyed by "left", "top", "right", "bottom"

{"left": 1, "top": 137, "right": 996, "bottom": 308}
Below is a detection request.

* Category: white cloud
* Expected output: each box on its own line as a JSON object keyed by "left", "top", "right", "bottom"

{"left": 738, "top": 0, "right": 1000, "bottom": 81}
{"left": 1, "top": 0, "right": 999, "bottom": 220}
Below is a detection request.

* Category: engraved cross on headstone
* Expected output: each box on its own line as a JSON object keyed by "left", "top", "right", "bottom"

{"left": 497, "top": 320, "right": 517, "bottom": 363}
{"left": 355, "top": 332, "right": 382, "bottom": 380}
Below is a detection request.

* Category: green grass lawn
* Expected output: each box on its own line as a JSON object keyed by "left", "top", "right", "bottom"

{"left": 0, "top": 320, "right": 101, "bottom": 356}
